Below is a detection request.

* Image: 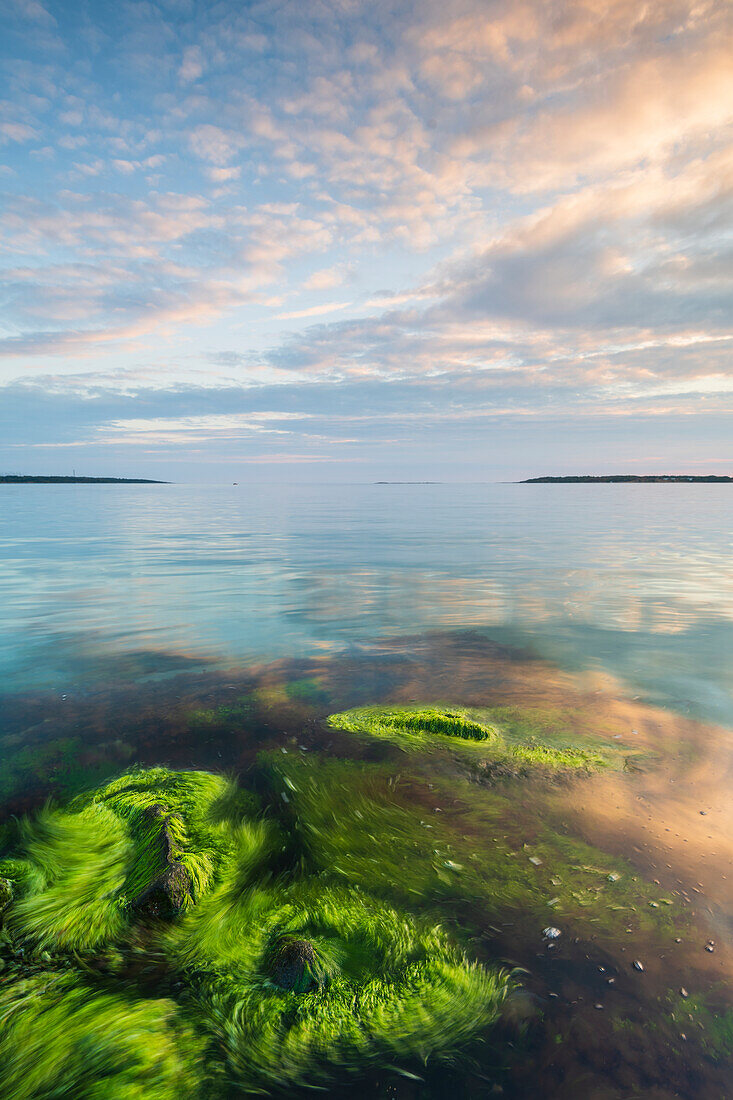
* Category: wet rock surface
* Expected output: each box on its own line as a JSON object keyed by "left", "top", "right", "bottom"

{"left": 130, "top": 804, "right": 194, "bottom": 919}
{"left": 270, "top": 938, "right": 319, "bottom": 992}
{"left": 0, "top": 876, "right": 12, "bottom": 915}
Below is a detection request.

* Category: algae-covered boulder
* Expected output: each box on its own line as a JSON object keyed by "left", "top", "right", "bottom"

{"left": 128, "top": 805, "right": 195, "bottom": 918}
{"left": 328, "top": 703, "right": 613, "bottom": 771}
{"left": 166, "top": 880, "right": 510, "bottom": 1092}
{"left": 0, "top": 766, "right": 513, "bottom": 1097}
{"left": 269, "top": 936, "right": 319, "bottom": 992}
{"left": 330, "top": 705, "right": 496, "bottom": 744}
{"left": 0, "top": 768, "right": 248, "bottom": 950}
{"left": 0, "top": 876, "right": 12, "bottom": 910}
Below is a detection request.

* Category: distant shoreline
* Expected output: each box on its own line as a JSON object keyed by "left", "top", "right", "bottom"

{"left": 0, "top": 475, "right": 167, "bottom": 484}
{"left": 520, "top": 475, "right": 732, "bottom": 483}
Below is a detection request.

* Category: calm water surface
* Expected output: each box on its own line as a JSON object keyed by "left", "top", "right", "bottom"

{"left": 0, "top": 482, "right": 731, "bottom": 725}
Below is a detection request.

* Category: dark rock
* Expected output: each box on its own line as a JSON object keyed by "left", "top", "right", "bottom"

{"left": 0, "top": 877, "right": 12, "bottom": 915}
{"left": 130, "top": 804, "right": 194, "bottom": 919}
{"left": 270, "top": 938, "right": 319, "bottom": 993}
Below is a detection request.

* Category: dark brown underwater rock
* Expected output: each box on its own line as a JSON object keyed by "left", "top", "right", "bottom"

{"left": 129, "top": 804, "right": 194, "bottom": 919}
{"left": 270, "top": 938, "right": 319, "bottom": 993}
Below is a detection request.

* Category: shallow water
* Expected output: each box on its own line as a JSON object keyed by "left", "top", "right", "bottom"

{"left": 1, "top": 482, "right": 732, "bottom": 723}
{"left": 0, "top": 484, "right": 731, "bottom": 1097}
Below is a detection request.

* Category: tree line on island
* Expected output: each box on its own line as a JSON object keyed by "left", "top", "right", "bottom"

{"left": 521, "top": 475, "right": 732, "bottom": 483}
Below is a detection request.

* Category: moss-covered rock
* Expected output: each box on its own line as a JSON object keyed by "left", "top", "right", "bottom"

{"left": 0, "top": 768, "right": 244, "bottom": 950}
{"left": 172, "top": 881, "right": 510, "bottom": 1092}
{"left": 0, "top": 766, "right": 512, "bottom": 1096}
{"left": 269, "top": 936, "right": 319, "bottom": 992}
{"left": 0, "top": 876, "right": 12, "bottom": 916}
{"left": 327, "top": 703, "right": 627, "bottom": 772}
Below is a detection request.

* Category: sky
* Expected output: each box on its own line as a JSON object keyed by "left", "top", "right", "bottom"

{"left": 0, "top": 0, "right": 731, "bottom": 482}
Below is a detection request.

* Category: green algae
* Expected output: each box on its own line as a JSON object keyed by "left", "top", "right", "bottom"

{"left": 171, "top": 881, "right": 509, "bottom": 1092}
{"left": 284, "top": 677, "right": 331, "bottom": 707}
{"left": 0, "top": 766, "right": 512, "bottom": 1096}
{"left": 0, "top": 876, "right": 12, "bottom": 915}
{"left": 0, "top": 768, "right": 248, "bottom": 950}
{"left": 327, "top": 703, "right": 624, "bottom": 771}
{"left": 0, "top": 973, "right": 206, "bottom": 1100}
{"left": 328, "top": 705, "right": 496, "bottom": 745}
{"left": 186, "top": 695, "right": 255, "bottom": 730}
{"left": 0, "top": 735, "right": 125, "bottom": 808}
{"left": 261, "top": 753, "right": 688, "bottom": 947}
{"left": 2, "top": 803, "right": 130, "bottom": 950}
{"left": 91, "top": 768, "right": 248, "bottom": 913}
{"left": 666, "top": 991, "right": 733, "bottom": 1064}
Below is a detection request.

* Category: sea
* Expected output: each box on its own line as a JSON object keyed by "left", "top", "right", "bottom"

{"left": 1, "top": 481, "right": 731, "bottom": 723}
{"left": 0, "top": 481, "right": 731, "bottom": 1099}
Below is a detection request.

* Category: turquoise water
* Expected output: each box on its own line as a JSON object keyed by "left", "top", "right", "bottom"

{"left": 1, "top": 481, "right": 731, "bottom": 725}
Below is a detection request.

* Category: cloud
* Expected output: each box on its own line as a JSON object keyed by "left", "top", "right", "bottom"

{"left": 303, "top": 265, "right": 346, "bottom": 291}
{"left": 179, "top": 45, "right": 204, "bottom": 83}
{"left": 188, "top": 124, "right": 245, "bottom": 165}
{"left": 275, "top": 301, "right": 352, "bottom": 320}
{"left": 0, "top": 121, "right": 38, "bottom": 143}
{"left": 0, "top": 0, "right": 730, "bottom": 478}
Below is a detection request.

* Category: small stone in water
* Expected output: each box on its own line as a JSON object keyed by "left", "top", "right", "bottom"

{"left": 543, "top": 926, "right": 561, "bottom": 940}
{"left": 633, "top": 960, "right": 645, "bottom": 971}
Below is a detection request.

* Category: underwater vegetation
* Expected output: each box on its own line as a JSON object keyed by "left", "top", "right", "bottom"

{"left": 0, "top": 974, "right": 206, "bottom": 1100}
{"left": 327, "top": 704, "right": 625, "bottom": 771}
{"left": 0, "top": 766, "right": 511, "bottom": 1097}
{"left": 260, "top": 753, "right": 688, "bottom": 948}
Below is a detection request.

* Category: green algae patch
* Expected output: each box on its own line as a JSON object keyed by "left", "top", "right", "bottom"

{"left": 261, "top": 753, "right": 689, "bottom": 948}
{"left": 0, "top": 766, "right": 512, "bottom": 1095}
{"left": 329, "top": 705, "right": 496, "bottom": 744}
{"left": 169, "top": 881, "right": 510, "bottom": 1092}
{"left": 0, "top": 973, "right": 206, "bottom": 1100}
{"left": 2, "top": 803, "right": 131, "bottom": 950}
{"left": 327, "top": 704, "right": 621, "bottom": 772}
{"left": 665, "top": 991, "right": 733, "bottom": 1064}
{"left": 0, "top": 768, "right": 257, "bottom": 951}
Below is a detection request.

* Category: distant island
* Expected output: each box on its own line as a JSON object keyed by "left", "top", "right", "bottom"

{"left": 521, "top": 475, "right": 732, "bottom": 483}
{"left": 0, "top": 475, "right": 167, "bottom": 484}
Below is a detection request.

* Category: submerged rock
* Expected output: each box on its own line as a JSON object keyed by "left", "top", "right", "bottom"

{"left": 0, "top": 877, "right": 12, "bottom": 915}
{"left": 130, "top": 805, "right": 194, "bottom": 919}
{"left": 0, "top": 765, "right": 512, "bottom": 1095}
{"left": 270, "top": 938, "right": 319, "bottom": 992}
